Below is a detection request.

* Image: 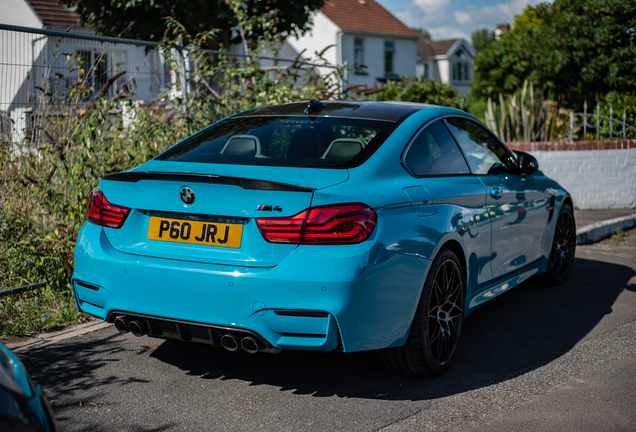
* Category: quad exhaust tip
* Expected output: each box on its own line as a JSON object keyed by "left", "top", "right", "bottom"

{"left": 220, "top": 334, "right": 239, "bottom": 351}
{"left": 129, "top": 320, "right": 148, "bottom": 337}
{"left": 241, "top": 337, "right": 259, "bottom": 354}
{"left": 114, "top": 317, "right": 130, "bottom": 334}
{"left": 113, "top": 316, "right": 277, "bottom": 353}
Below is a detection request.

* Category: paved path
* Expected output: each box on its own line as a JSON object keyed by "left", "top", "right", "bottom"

{"left": 574, "top": 209, "right": 636, "bottom": 229}
{"left": 13, "top": 230, "right": 636, "bottom": 431}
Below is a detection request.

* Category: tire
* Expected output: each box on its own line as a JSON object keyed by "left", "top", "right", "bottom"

{"left": 539, "top": 202, "right": 576, "bottom": 286}
{"left": 379, "top": 248, "right": 465, "bottom": 377}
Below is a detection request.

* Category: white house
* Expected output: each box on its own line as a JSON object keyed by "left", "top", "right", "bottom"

{"left": 279, "top": 0, "right": 420, "bottom": 89}
{"left": 0, "top": 0, "right": 168, "bottom": 140}
{"left": 271, "top": 0, "right": 474, "bottom": 95}
{"left": 416, "top": 36, "right": 475, "bottom": 95}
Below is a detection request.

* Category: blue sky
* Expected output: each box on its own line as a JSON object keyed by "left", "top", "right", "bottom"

{"left": 375, "top": 0, "right": 552, "bottom": 41}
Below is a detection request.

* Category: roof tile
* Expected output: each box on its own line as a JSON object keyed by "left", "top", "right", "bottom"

{"left": 322, "top": 0, "right": 419, "bottom": 37}
{"left": 417, "top": 36, "right": 459, "bottom": 57}
{"left": 27, "top": 0, "right": 80, "bottom": 28}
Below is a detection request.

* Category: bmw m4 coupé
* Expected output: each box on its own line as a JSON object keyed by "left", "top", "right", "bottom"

{"left": 72, "top": 101, "right": 575, "bottom": 377}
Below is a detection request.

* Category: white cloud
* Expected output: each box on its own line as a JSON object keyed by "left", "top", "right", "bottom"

{"left": 455, "top": 11, "right": 472, "bottom": 24}
{"left": 414, "top": 0, "right": 451, "bottom": 14}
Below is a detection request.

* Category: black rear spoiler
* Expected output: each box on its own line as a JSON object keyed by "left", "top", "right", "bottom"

{"left": 102, "top": 171, "right": 316, "bottom": 193}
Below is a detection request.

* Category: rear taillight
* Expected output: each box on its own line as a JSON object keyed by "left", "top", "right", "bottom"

{"left": 255, "top": 210, "right": 308, "bottom": 244}
{"left": 86, "top": 188, "right": 131, "bottom": 229}
{"left": 256, "top": 203, "right": 376, "bottom": 245}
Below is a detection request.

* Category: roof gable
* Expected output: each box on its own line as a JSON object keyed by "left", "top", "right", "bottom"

{"left": 26, "top": 0, "right": 80, "bottom": 28}
{"left": 417, "top": 37, "right": 460, "bottom": 57}
{"left": 321, "top": 0, "right": 419, "bottom": 37}
{"left": 417, "top": 37, "right": 474, "bottom": 58}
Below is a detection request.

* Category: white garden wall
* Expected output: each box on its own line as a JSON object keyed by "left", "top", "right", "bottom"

{"left": 508, "top": 140, "right": 636, "bottom": 209}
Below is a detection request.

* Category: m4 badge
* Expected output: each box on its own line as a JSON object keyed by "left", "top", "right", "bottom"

{"left": 256, "top": 205, "right": 282, "bottom": 212}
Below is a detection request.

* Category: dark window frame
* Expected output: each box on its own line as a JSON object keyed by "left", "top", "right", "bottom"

{"left": 443, "top": 116, "right": 518, "bottom": 175}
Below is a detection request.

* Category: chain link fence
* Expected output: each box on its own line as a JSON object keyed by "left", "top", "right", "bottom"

{"left": 0, "top": 23, "right": 338, "bottom": 143}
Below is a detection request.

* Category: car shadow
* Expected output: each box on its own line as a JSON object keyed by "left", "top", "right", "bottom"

{"left": 18, "top": 257, "right": 634, "bottom": 411}
{"left": 146, "top": 256, "right": 634, "bottom": 401}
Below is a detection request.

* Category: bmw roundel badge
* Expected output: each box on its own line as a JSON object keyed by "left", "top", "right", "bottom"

{"left": 180, "top": 187, "right": 195, "bottom": 204}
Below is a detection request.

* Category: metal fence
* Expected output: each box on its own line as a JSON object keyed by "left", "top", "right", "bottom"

{"left": 565, "top": 101, "right": 636, "bottom": 141}
{"left": 0, "top": 23, "right": 337, "bottom": 142}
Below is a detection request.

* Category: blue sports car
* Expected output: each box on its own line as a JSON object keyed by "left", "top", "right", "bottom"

{"left": 72, "top": 101, "right": 575, "bottom": 377}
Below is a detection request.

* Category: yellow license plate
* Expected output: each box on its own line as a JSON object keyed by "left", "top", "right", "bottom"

{"left": 147, "top": 217, "right": 243, "bottom": 249}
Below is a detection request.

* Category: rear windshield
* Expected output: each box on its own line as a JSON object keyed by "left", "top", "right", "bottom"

{"left": 156, "top": 116, "right": 397, "bottom": 168}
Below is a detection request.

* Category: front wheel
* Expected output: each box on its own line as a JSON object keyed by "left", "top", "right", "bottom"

{"left": 379, "top": 248, "right": 465, "bottom": 377}
{"left": 539, "top": 202, "right": 576, "bottom": 286}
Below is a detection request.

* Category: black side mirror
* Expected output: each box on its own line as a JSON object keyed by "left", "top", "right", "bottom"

{"left": 514, "top": 150, "right": 539, "bottom": 174}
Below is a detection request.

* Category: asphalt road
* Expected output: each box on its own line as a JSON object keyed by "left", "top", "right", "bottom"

{"left": 16, "top": 229, "right": 636, "bottom": 432}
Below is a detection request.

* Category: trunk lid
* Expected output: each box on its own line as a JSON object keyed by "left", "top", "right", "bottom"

{"left": 99, "top": 161, "right": 349, "bottom": 267}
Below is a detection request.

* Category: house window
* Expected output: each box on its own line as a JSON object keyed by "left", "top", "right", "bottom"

{"left": 354, "top": 38, "right": 365, "bottom": 74}
{"left": 384, "top": 41, "right": 395, "bottom": 74}
{"left": 452, "top": 48, "right": 471, "bottom": 83}
{"left": 452, "top": 62, "right": 470, "bottom": 82}
{"left": 76, "top": 50, "right": 127, "bottom": 98}
{"left": 423, "top": 63, "right": 429, "bottom": 79}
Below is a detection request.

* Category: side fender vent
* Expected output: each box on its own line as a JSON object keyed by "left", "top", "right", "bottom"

{"left": 547, "top": 196, "right": 556, "bottom": 223}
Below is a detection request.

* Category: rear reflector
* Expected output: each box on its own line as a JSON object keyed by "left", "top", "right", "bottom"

{"left": 256, "top": 203, "right": 376, "bottom": 245}
{"left": 86, "top": 188, "right": 131, "bottom": 229}
{"left": 274, "top": 311, "right": 329, "bottom": 318}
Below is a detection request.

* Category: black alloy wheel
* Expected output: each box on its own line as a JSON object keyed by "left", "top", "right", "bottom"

{"left": 540, "top": 202, "right": 576, "bottom": 286}
{"left": 379, "top": 248, "right": 464, "bottom": 377}
{"left": 426, "top": 257, "right": 464, "bottom": 367}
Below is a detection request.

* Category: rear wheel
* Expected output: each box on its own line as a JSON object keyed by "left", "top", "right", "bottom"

{"left": 379, "top": 248, "right": 464, "bottom": 377}
{"left": 539, "top": 203, "right": 576, "bottom": 286}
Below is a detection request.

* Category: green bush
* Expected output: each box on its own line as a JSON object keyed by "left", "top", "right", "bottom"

{"left": 371, "top": 77, "right": 468, "bottom": 111}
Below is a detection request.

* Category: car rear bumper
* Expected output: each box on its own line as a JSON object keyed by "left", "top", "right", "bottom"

{"left": 72, "top": 222, "right": 431, "bottom": 352}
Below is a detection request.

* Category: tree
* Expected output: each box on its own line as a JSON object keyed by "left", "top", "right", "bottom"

{"left": 372, "top": 77, "right": 468, "bottom": 111}
{"left": 470, "top": 29, "right": 496, "bottom": 53}
{"left": 472, "top": 20, "right": 561, "bottom": 98}
{"left": 61, "top": 0, "right": 325, "bottom": 50}
{"left": 411, "top": 27, "right": 432, "bottom": 39}
{"left": 511, "top": 5, "right": 545, "bottom": 29}
{"left": 546, "top": 0, "right": 636, "bottom": 106}
{"left": 472, "top": 0, "right": 636, "bottom": 108}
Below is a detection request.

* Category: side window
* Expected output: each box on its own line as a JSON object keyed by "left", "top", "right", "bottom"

{"left": 404, "top": 120, "right": 470, "bottom": 176}
{"left": 443, "top": 118, "right": 516, "bottom": 175}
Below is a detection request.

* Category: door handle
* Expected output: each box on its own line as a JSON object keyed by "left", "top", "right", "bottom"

{"left": 490, "top": 187, "right": 503, "bottom": 199}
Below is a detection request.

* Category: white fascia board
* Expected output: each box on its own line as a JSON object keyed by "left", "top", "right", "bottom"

{"left": 447, "top": 38, "right": 475, "bottom": 58}
{"left": 340, "top": 29, "right": 418, "bottom": 39}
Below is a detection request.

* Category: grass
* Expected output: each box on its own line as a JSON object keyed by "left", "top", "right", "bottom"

{"left": 0, "top": 286, "right": 89, "bottom": 339}
{"left": 612, "top": 224, "right": 626, "bottom": 245}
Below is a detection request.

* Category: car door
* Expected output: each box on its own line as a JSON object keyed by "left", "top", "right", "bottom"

{"left": 400, "top": 119, "right": 494, "bottom": 291}
{"left": 443, "top": 117, "right": 548, "bottom": 279}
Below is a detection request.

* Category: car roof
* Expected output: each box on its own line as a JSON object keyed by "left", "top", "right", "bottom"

{"left": 233, "top": 101, "right": 435, "bottom": 123}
